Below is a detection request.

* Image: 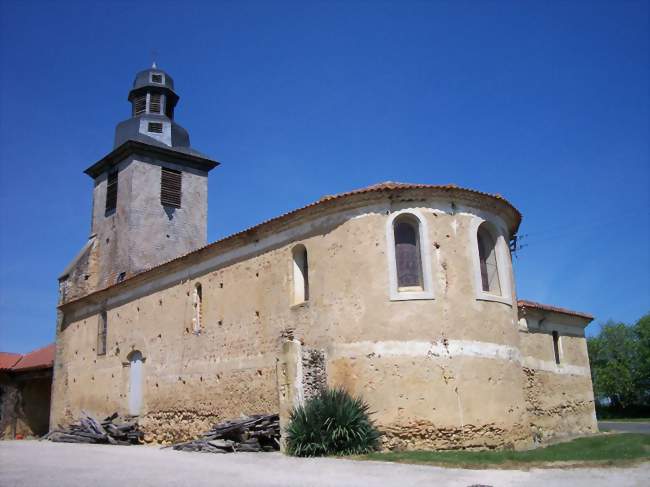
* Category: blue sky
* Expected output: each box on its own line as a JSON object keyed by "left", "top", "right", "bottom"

{"left": 0, "top": 0, "right": 648, "bottom": 353}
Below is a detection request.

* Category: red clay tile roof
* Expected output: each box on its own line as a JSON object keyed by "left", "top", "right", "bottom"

{"left": 2, "top": 344, "right": 55, "bottom": 372}
{"left": 61, "top": 181, "right": 521, "bottom": 307}
{"left": 0, "top": 352, "right": 22, "bottom": 371}
{"left": 517, "top": 300, "right": 593, "bottom": 321}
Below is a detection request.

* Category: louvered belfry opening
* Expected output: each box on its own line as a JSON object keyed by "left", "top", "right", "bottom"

{"left": 149, "top": 93, "right": 161, "bottom": 114}
{"left": 161, "top": 167, "right": 182, "bottom": 208}
{"left": 148, "top": 122, "right": 163, "bottom": 133}
{"left": 133, "top": 95, "right": 146, "bottom": 116}
{"left": 105, "top": 170, "right": 118, "bottom": 214}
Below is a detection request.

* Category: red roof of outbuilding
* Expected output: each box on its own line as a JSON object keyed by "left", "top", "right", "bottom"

{"left": 1, "top": 344, "right": 55, "bottom": 372}
{"left": 517, "top": 300, "right": 593, "bottom": 321}
{"left": 0, "top": 352, "right": 22, "bottom": 371}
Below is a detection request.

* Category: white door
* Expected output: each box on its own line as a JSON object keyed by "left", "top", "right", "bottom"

{"left": 128, "top": 351, "right": 143, "bottom": 416}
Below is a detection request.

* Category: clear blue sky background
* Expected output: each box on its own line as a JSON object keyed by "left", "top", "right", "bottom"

{"left": 1, "top": 1, "right": 648, "bottom": 353}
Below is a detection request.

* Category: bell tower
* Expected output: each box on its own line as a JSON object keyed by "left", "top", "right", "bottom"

{"left": 59, "top": 65, "right": 218, "bottom": 300}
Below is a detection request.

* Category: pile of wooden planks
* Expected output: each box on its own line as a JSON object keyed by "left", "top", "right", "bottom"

{"left": 170, "top": 413, "right": 280, "bottom": 453}
{"left": 45, "top": 411, "right": 143, "bottom": 445}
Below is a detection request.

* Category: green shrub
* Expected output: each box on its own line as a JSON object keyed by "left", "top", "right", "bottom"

{"left": 285, "top": 388, "right": 381, "bottom": 457}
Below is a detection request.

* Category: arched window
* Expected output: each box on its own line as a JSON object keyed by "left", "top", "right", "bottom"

{"left": 192, "top": 283, "right": 203, "bottom": 334}
{"left": 292, "top": 245, "right": 309, "bottom": 304}
{"left": 477, "top": 223, "right": 501, "bottom": 295}
{"left": 394, "top": 216, "right": 423, "bottom": 289}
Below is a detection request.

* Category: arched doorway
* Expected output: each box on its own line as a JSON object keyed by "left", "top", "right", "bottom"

{"left": 127, "top": 351, "right": 143, "bottom": 416}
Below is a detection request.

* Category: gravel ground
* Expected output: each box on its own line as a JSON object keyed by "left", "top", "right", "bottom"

{"left": 0, "top": 440, "right": 648, "bottom": 487}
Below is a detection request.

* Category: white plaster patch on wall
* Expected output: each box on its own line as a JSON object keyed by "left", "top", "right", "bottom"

{"left": 522, "top": 356, "right": 590, "bottom": 377}
{"left": 525, "top": 318, "right": 586, "bottom": 337}
{"left": 329, "top": 340, "right": 521, "bottom": 363}
{"left": 447, "top": 340, "right": 521, "bottom": 362}
{"left": 328, "top": 339, "right": 590, "bottom": 377}
{"left": 292, "top": 342, "right": 305, "bottom": 408}
{"left": 517, "top": 317, "right": 529, "bottom": 332}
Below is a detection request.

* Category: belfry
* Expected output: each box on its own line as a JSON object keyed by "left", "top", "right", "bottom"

{"left": 114, "top": 64, "right": 191, "bottom": 149}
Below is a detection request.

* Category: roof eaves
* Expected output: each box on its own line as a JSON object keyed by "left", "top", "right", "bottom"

{"left": 0, "top": 352, "right": 23, "bottom": 371}
{"left": 518, "top": 299, "right": 594, "bottom": 322}
{"left": 84, "top": 140, "right": 219, "bottom": 178}
{"left": 10, "top": 344, "right": 55, "bottom": 372}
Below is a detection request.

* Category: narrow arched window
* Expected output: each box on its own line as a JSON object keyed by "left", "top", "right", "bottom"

{"left": 97, "top": 310, "right": 107, "bottom": 356}
{"left": 394, "top": 216, "right": 423, "bottom": 289}
{"left": 552, "top": 331, "right": 561, "bottom": 365}
{"left": 292, "top": 245, "right": 309, "bottom": 304}
{"left": 192, "top": 283, "right": 203, "bottom": 334}
{"left": 477, "top": 223, "right": 501, "bottom": 295}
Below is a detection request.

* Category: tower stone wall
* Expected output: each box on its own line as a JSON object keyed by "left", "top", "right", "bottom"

{"left": 89, "top": 156, "right": 209, "bottom": 288}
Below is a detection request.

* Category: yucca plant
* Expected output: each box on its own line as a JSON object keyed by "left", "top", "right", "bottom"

{"left": 285, "top": 387, "right": 381, "bottom": 457}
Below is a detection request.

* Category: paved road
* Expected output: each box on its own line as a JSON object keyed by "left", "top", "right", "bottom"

{"left": 0, "top": 441, "right": 648, "bottom": 487}
{"left": 598, "top": 421, "right": 650, "bottom": 434}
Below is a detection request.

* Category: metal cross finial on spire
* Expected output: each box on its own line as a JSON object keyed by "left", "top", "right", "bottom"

{"left": 151, "top": 49, "right": 159, "bottom": 69}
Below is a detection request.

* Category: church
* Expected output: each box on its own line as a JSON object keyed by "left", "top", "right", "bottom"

{"left": 51, "top": 66, "right": 598, "bottom": 450}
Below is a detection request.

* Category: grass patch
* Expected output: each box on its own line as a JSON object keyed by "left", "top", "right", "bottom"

{"left": 360, "top": 434, "right": 650, "bottom": 469}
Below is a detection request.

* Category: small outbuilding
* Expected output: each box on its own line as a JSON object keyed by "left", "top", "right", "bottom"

{"left": 0, "top": 344, "right": 55, "bottom": 438}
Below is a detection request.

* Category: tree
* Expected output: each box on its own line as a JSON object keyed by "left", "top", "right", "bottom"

{"left": 633, "top": 314, "right": 650, "bottom": 402}
{"left": 588, "top": 321, "right": 637, "bottom": 407}
{"left": 588, "top": 313, "right": 650, "bottom": 409}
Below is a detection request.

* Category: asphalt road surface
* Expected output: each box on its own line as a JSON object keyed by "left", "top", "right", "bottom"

{"left": 1, "top": 440, "right": 649, "bottom": 487}
{"left": 598, "top": 421, "right": 650, "bottom": 434}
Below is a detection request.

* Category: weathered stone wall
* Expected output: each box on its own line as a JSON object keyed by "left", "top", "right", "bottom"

{"left": 302, "top": 348, "right": 327, "bottom": 402}
{"left": 52, "top": 189, "right": 560, "bottom": 449}
{"left": 518, "top": 311, "right": 597, "bottom": 444}
{"left": 0, "top": 374, "right": 19, "bottom": 438}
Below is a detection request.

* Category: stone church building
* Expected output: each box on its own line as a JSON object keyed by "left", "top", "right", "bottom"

{"left": 52, "top": 66, "right": 598, "bottom": 449}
